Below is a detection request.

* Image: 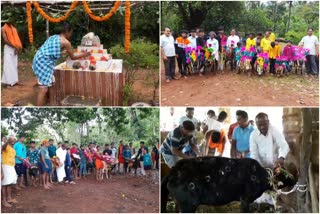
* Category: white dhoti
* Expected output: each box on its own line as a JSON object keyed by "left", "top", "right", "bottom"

{"left": 2, "top": 45, "right": 18, "bottom": 86}
{"left": 1, "top": 164, "right": 18, "bottom": 186}
{"left": 56, "top": 164, "right": 66, "bottom": 182}
{"left": 56, "top": 147, "right": 66, "bottom": 182}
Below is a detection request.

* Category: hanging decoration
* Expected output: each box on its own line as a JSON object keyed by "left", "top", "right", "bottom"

{"left": 33, "top": 1, "right": 78, "bottom": 23}
{"left": 26, "top": 0, "right": 130, "bottom": 50}
{"left": 26, "top": 1, "right": 33, "bottom": 44}
{"left": 125, "top": 0, "right": 130, "bottom": 53}
{"left": 82, "top": 1, "right": 121, "bottom": 22}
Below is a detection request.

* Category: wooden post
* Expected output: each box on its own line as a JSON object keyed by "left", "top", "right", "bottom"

{"left": 308, "top": 163, "right": 319, "bottom": 213}
{"left": 297, "top": 108, "right": 313, "bottom": 212}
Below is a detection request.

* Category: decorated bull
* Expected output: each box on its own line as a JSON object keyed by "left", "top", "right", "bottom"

{"left": 292, "top": 46, "right": 309, "bottom": 75}
{"left": 256, "top": 52, "right": 269, "bottom": 76}
{"left": 161, "top": 156, "right": 295, "bottom": 213}
{"left": 238, "top": 47, "right": 255, "bottom": 75}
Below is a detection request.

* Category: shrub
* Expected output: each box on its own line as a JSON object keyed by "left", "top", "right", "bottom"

{"left": 110, "top": 39, "right": 159, "bottom": 104}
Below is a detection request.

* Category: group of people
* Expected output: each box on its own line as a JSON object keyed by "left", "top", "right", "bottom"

{"left": 161, "top": 107, "right": 289, "bottom": 171}
{"left": 161, "top": 107, "right": 290, "bottom": 205}
{"left": 1, "top": 135, "right": 159, "bottom": 208}
{"left": 160, "top": 26, "right": 319, "bottom": 82}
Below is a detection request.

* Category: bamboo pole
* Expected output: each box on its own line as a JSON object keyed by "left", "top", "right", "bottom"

{"left": 46, "top": 19, "right": 49, "bottom": 38}
{"left": 308, "top": 163, "right": 319, "bottom": 213}
{"left": 297, "top": 108, "right": 313, "bottom": 212}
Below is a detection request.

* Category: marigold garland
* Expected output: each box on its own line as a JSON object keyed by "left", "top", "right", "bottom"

{"left": 33, "top": 1, "right": 78, "bottom": 23}
{"left": 82, "top": 1, "right": 121, "bottom": 22}
{"left": 26, "top": 1, "right": 33, "bottom": 44}
{"left": 125, "top": 0, "right": 130, "bottom": 53}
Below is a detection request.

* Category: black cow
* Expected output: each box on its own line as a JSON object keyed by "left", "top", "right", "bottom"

{"left": 161, "top": 156, "right": 295, "bottom": 213}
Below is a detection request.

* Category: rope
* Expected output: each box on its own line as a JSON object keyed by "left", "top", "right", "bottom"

{"left": 276, "top": 183, "right": 308, "bottom": 195}
{"left": 265, "top": 167, "right": 308, "bottom": 195}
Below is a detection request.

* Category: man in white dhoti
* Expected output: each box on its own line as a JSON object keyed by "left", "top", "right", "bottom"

{"left": 56, "top": 143, "right": 67, "bottom": 183}
{"left": 1, "top": 136, "right": 18, "bottom": 207}
{"left": 1, "top": 18, "right": 22, "bottom": 87}
{"left": 249, "top": 112, "right": 290, "bottom": 205}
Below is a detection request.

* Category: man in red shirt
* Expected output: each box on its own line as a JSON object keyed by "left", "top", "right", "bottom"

{"left": 228, "top": 121, "right": 238, "bottom": 158}
{"left": 117, "top": 141, "right": 125, "bottom": 174}
{"left": 70, "top": 143, "right": 80, "bottom": 179}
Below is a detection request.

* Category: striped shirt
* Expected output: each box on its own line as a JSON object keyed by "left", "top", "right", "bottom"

{"left": 161, "top": 126, "right": 193, "bottom": 155}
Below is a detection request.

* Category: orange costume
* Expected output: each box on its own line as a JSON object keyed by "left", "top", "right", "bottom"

{"left": 208, "top": 130, "right": 226, "bottom": 155}
{"left": 2, "top": 23, "right": 22, "bottom": 86}
{"left": 3, "top": 23, "right": 22, "bottom": 49}
{"left": 118, "top": 144, "right": 125, "bottom": 164}
{"left": 95, "top": 152, "right": 104, "bottom": 169}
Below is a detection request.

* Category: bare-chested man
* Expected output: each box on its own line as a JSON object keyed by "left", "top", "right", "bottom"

{"left": 32, "top": 23, "right": 91, "bottom": 106}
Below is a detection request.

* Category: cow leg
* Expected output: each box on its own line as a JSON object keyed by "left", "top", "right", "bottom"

{"left": 240, "top": 198, "right": 250, "bottom": 213}
{"left": 179, "top": 202, "right": 197, "bottom": 213}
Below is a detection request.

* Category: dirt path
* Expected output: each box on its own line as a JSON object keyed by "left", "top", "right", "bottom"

{"left": 161, "top": 69, "right": 319, "bottom": 106}
{"left": 1, "top": 171, "right": 159, "bottom": 213}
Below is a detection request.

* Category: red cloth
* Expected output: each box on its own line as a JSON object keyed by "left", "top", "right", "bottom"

{"left": 282, "top": 45, "right": 295, "bottom": 61}
{"left": 228, "top": 122, "right": 238, "bottom": 141}
{"left": 70, "top": 147, "right": 78, "bottom": 155}
{"left": 118, "top": 145, "right": 124, "bottom": 164}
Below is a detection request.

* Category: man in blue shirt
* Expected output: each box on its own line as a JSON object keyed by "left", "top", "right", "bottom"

{"left": 232, "top": 110, "right": 255, "bottom": 158}
{"left": 47, "top": 139, "right": 57, "bottom": 183}
{"left": 48, "top": 139, "right": 56, "bottom": 158}
{"left": 13, "top": 134, "right": 27, "bottom": 188}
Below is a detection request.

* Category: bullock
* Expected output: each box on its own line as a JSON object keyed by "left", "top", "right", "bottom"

{"left": 161, "top": 156, "right": 296, "bottom": 213}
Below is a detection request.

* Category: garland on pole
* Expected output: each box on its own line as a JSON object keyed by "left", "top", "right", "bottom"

{"left": 125, "top": 0, "right": 130, "bottom": 53}
{"left": 82, "top": 1, "right": 121, "bottom": 22}
{"left": 33, "top": 1, "right": 78, "bottom": 23}
{"left": 26, "top": 1, "right": 33, "bottom": 44}
{"left": 26, "top": 0, "right": 130, "bottom": 49}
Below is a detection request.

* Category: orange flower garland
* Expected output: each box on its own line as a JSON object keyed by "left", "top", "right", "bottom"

{"left": 125, "top": 0, "right": 130, "bottom": 53}
{"left": 33, "top": 1, "right": 78, "bottom": 23}
{"left": 26, "top": 1, "right": 33, "bottom": 44}
{"left": 82, "top": 1, "right": 121, "bottom": 22}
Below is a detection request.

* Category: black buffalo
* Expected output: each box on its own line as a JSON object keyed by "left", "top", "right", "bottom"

{"left": 161, "top": 156, "right": 295, "bottom": 213}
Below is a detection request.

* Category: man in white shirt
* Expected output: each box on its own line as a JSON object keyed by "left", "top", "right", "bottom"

{"left": 160, "top": 27, "right": 177, "bottom": 83}
{"left": 206, "top": 31, "right": 219, "bottom": 61}
{"left": 227, "top": 29, "right": 240, "bottom": 70}
{"left": 250, "top": 112, "right": 290, "bottom": 205}
{"left": 188, "top": 29, "right": 197, "bottom": 49}
{"left": 179, "top": 107, "right": 200, "bottom": 156}
{"left": 249, "top": 112, "right": 289, "bottom": 168}
{"left": 162, "top": 107, "right": 177, "bottom": 131}
{"left": 56, "top": 143, "right": 67, "bottom": 183}
{"left": 299, "top": 28, "right": 319, "bottom": 77}
{"left": 227, "top": 29, "right": 240, "bottom": 49}
{"left": 202, "top": 110, "right": 216, "bottom": 133}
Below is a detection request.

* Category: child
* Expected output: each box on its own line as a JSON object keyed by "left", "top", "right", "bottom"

{"left": 143, "top": 148, "right": 152, "bottom": 173}
{"left": 122, "top": 145, "right": 132, "bottom": 174}
{"left": 27, "top": 141, "right": 39, "bottom": 187}
{"left": 95, "top": 146, "right": 104, "bottom": 181}
{"left": 78, "top": 145, "right": 87, "bottom": 179}
{"left": 65, "top": 148, "right": 75, "bottom": 184}
{"left": 268, "top": 41, "right": 280, "bottom": 74}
